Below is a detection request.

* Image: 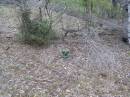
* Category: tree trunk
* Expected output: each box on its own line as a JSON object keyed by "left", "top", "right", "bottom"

{"left": 128, "top": 2, "right": 130, "bottom": 43}
{"left": 39, "top": 0, "right": 42, "bottom": 21}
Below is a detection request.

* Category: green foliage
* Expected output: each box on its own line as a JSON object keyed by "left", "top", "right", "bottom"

{"left": 52, "top": 0, "right": 122, "bottom": 18}
{"left": 52, "top": 0, "right": 85, "bottom": 13}
{"left": 61, "top": 49, "right": 70, "bottom": 59}
{"left": 18, "top": 10, "right": 56, "bottom": 45}
{"left": 82, "top": 0, "right": 122, "bottom": 18}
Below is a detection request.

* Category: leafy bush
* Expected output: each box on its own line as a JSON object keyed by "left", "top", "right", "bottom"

{"left": 18, "top": 10, "right": 56, "bottom": 45}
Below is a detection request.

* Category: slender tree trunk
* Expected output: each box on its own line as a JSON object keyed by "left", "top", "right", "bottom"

{"left": 128, "top": 2, "right": 130, "bottom": 43}
{"left": 39, "top": 0, "right": 42, "bottom": 21}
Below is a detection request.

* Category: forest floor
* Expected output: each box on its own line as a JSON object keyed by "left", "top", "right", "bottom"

{"left": 0, "top": 5, "right": 130, "bottom": 97}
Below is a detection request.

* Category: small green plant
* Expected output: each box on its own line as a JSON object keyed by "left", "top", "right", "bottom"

{"left": 61, "top": 49, "right": 70, "bottom": 59}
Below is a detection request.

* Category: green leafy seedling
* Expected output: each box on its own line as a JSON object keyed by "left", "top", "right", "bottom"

{"left": 62, "top": 49, "right": 70, "bottom": 59}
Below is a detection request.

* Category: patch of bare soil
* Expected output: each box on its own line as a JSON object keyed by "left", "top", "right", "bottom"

{"left": 0, "top": 6, "right": 130, "bottom": 97}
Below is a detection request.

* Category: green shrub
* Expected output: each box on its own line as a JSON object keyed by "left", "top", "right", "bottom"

{"left": 82, "top": 0, "right": 122, "bottom": 18}
{"left": 18, "top": 10, "right": 56, "bottom": 45}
